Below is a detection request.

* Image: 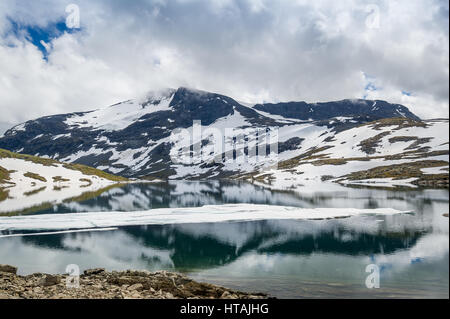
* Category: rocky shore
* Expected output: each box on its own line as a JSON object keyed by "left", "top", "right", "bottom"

{"left": 0, "top": 264, "right": 268, "bottom": 299}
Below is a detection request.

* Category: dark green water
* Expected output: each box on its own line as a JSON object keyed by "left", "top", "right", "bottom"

{"left": 0, "top": 181, "right": 448, "bottom": 298}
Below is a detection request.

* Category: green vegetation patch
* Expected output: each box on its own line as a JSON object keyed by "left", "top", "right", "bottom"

{"left": 79, "top": 178, "right": 93, "bottom": 187}
{"left": 24, "top": 186, "right": 47, "bottom": 197}
{"left": 384, "top": 149, "right": 449, "bottom": 161}
{"left": 405, "top": 138, "right": 432, "bottom": 151}
{"left": 0, "top": 165, "right": 11, "bottom": 184}
{"left": 53, "top": 176, "right": 70, "bottom": 182}
{"left": 53, "top": 185, "right": 69, "bottom": 191}
{"left": 312, "top": 158, "right": 350, "bottom": 166}
{"left": 141, "top": 168, "right": 177, "bottom": 181}
{"left": 0, "top": 148, "right": 128, "bottom": 182}
{"left": 24, "top": 172, "right": 47, "bottom": 182}
{"left": 0, "top": 148, "right": 59, "bottom": 167}
{"left": 253, "top": 173, "right": 275, "bottom": 183}
{"left": 366, "top": 118, "right": 428, "bottom": 131}
{"left": 63, "top": 163, "right": 128, "bottom": 182}
{"left": 278, "top": 146, "right": 334, "bottom": 170}
{"left": 358, "top": 132, "right": 390, "bottom": 155}
{"left": 341, "top": 160, "right": 449, "bottom": 188}
{"left": 388, "top": 136, "right": 418, "bottom": 143}
{"left": 0, "top": 188, "right": 9, "bottom": 202}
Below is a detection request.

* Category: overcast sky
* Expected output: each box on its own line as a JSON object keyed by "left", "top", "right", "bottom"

{"left": 0, "top": 0, "right": 448, "bottom": 130}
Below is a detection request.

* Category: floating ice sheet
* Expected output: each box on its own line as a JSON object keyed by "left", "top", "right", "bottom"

{"left": 0, "top": 204, "right": 411, "bottom": 233}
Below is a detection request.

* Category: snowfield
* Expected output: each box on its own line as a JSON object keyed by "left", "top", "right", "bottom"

{"left": 0, "top": 156, "right": 119, "bottom": 214}
{"left": 249, "top": 119, "right": 449, "bottom": 191}
{"left": 64, "top": 89, "right": 176, "bottom": 132}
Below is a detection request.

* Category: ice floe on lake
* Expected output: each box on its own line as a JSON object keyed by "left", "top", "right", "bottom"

{"left": 0, "top": 204, "right": 410, "bottom": 233}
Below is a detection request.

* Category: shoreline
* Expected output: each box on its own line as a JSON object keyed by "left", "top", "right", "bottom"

{"left": 0, "top": 264, "right": 268, "bottom": 299}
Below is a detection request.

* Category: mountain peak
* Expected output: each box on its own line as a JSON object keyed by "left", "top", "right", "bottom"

{"left": 254, "top": 98, "right": 421, "bottom": 122}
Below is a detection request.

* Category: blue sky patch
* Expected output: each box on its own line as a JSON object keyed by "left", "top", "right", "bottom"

{"left": 362, "top": 72, "right": 380, "bottom": 99}
{"left": 365, "top": 82, "right": 378, "bottom": 92}
{"left": 6, "top": 17, "right": 80, "bottom": 60}
{"left": 402, "top": 91, "right": 412, "bottom": 96}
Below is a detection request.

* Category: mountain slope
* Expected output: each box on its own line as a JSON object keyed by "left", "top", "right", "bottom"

{"left": 0, "top": 88, "right": 426, "bottom": 179}
{"left": 0, "top": 87, "right": 447, "bottom": 188}
{"left": 254, "top": 99, "right": 420, "bottom": 122}
{"left": 0, "top": 148, "right": 127, "bottom": 215}
{"left": 240, "top": 118, "right": 449, "bottom": 189}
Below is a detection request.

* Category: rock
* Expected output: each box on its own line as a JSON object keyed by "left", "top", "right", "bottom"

{"left": 39, "top": 275, "right": 61, "bottom": 287}
{"left": 220, "top": 291, "right": 232, "bottom": 298}
{"left": 0, "top": 265, "right": 18, "bottom": 275}
{"left": 165, "top": 292, "right": 174, "bottom": 299}
{"left": 110, "top": 276, "right": 144, "bottom": 286}
{"left": 83, "top": 268, "right": 105, "bottom": 276}
{"left": 0, "top": 265, "right": 268, "bottom": 299}
{"left": 128, "top": 283, "right": 143, "bottom": 291}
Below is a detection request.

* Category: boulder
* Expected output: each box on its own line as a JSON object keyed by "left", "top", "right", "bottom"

{"left": 0, "top": 264, "right": 17, "bottom": 275}
{"left": 127, "top": 283, "right": 144, "bottom": 292}
{"left": 83, "top": 268, "right": 105, "bottom": 276}
{"left": 39, "top": 275, "right": 61, "bottom": 287}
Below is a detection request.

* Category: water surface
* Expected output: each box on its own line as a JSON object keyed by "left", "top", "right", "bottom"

{"left": 0, "top": 181, "right": 448, "bottom": 298}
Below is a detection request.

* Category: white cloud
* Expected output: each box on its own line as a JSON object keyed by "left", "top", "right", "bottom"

{"left": 0, "top": 0, "right": 448, "bottom": 124}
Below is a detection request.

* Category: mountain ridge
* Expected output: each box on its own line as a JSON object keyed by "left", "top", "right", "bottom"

{"left": 0, "top": 87, "right": 447, "bottom": 189}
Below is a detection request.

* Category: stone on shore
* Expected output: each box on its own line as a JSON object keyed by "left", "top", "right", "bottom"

{"left": 0, "top": 265, "right": 17, "bottom": 275}
{"left": 39, "top": 275, "right": 61, "bottom": 287}
{"left": 83, "top": 268, "right": 106, "bottom": 276}
{"left": 0, "top": 266, "right": 268, "bottom": 299}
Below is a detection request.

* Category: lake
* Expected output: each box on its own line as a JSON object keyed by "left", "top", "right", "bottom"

{"left": 0, "top": 181, "right": 448, "bottom": 298}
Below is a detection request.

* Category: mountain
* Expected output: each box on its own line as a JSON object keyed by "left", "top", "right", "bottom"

{"left": 239, "top": 118, "right": 449, "bottom": 189}
{"left": 0, "top": 87, "right": 448, "bottom": 188}
{"left": 253, "top": 99, "right": 420, "bottom": 122}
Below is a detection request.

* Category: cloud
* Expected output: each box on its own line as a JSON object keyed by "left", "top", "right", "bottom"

{"left": 0, "top": 0, "right": 448, "bottom": 126}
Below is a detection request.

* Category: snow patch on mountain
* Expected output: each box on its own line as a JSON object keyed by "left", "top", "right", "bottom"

{"left": 64, "top": 89, "right": 176, "bottom": 132}
{"left": 0, "top": 156, "right": 121, "bottom": 214}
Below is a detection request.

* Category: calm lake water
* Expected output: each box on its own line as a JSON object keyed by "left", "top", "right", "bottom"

{"left": 0, "top": 181, "right": 448, "bottom": 298}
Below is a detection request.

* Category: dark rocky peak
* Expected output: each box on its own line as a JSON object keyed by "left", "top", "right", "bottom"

{"left": 254, "top": 98, "right": 421, "bottom": 122}
{"left": 168, "top": 87, "right": 240, "bottom": 125}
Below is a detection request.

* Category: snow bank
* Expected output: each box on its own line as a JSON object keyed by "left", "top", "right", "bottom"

{"left": 0, "top": 157, "right": 116, "bottom": 213}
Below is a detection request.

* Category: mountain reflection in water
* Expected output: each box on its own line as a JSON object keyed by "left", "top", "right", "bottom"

{"left": 0, "top": 181, "right": 448, "bottom": 298}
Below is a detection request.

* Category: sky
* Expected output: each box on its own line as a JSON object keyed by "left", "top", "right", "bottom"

{"left": 0, "top": 0, "right": 448, "bottom": 131}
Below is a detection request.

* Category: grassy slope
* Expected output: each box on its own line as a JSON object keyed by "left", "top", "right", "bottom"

{"left": 0, "top": 165, "right": 11, "bottom": 184}
{"left": 235, "top": 118, "right": 449, "bottom": 188}
{"left": 0, "top": 148, "right": 128, "bottom": 215}
{"left": 0, "top": 148, "right": 128, "bottom": 182}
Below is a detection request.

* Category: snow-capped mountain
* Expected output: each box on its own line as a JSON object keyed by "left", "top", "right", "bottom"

{"left": 0, "top": 87, "right": 447, "bottom": 188}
